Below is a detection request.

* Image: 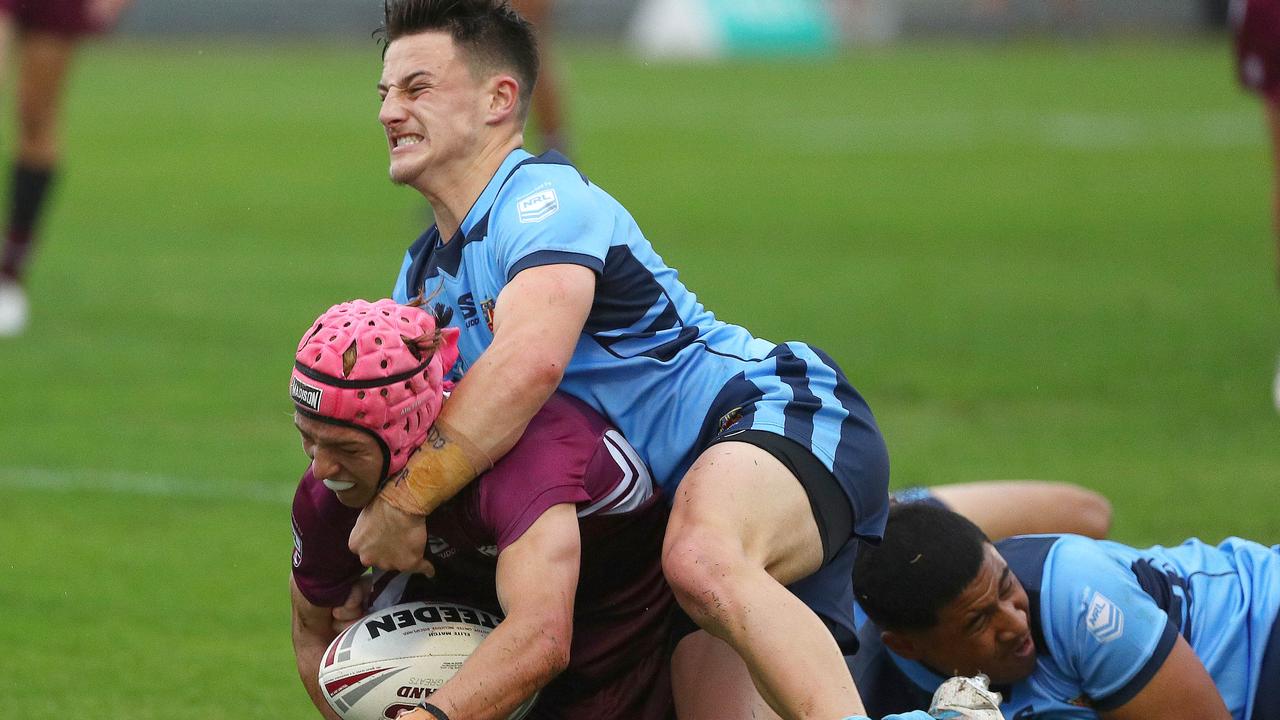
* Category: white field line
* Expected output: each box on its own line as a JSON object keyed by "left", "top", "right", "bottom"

{"left": 0, "top": 466, "right": 292, "bottom": 505}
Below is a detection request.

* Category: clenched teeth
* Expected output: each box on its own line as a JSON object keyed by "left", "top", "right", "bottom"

{"left": 395, "top": 135, "right": 424, "bottom": 147}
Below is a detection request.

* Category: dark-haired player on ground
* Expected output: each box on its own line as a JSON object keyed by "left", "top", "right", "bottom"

{"left": 0, "top": 0, "right": 132, "bottom": 336}
{"left": 346, "top": 2, "right": 894, "bottom": 718}
{"left": 1230, "top": 0, "right": 1280, "bottom": 408}
{"left": 288, "top": 299, "right": 675, "bottom": 720}
{"left": 850, "top": 502, "right": 1280, "bottom": 719}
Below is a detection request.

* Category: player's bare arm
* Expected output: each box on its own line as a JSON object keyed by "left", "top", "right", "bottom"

{"left": 927, "top": 480, "right": 1112, "bottom": 540}
{"left": 1100, "top": 635, "right": 1231, "bottom": 720}
{"left": 289, "top": 576, "right": 345, "bottom": 720}
{"left": 353, "top": 263, "right": 595, "bottom": 569}
{"left": 443, "top": 261, "right": 595, "bottom": 459}
{"left": 330, "top": 578, "right": 371, "bottom": 634}
{"left": 398, "top": 503, "right": 581, "bottom": 720}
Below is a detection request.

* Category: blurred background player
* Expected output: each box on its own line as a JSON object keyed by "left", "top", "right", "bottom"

{"left": 1231, "top": 0, "right": 1280, "bottom": 409}
{"left": 509, "top": 0, "right": 568, "bottom": 153}
{"left": 0, "top": 0, "right": 133, "bottom": 336}
{"left": 851, "top": 502, "right": 1280, "bottom": 720}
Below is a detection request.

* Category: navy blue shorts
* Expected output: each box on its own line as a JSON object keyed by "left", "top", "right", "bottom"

{"left": 695, "top": 341, "right": 891, "bottom": 649}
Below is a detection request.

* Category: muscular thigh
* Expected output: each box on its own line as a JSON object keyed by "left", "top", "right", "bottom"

{"left": 692, "top": 342, "right": 891, "bottom": 554}
{"left": 668, "top": 440, "right": 823, "bottom": 585}
{"left": 671, "top": 630, "right": 782, "bottom": 720}
{"left": 14, "top": 31, "right": 75, "bottom": 162}
{"left": 18, "top": 31, "right": 76, "bottom": 118}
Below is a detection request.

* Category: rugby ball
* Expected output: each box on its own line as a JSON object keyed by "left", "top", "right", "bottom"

{"left": 319, "top": 600, "right": 537, "bottom": 720}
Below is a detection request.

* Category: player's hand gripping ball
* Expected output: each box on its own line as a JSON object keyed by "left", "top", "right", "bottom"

{"left": 319, "top": 601, "right": 537, "bottom": 720}
{"left": 929, "top": 674, "right": 1005, "bottom": 720}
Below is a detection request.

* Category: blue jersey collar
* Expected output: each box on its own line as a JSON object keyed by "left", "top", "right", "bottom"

{"left": 457, "top": 147, "right": 534, "bottom": 240}
{"left": 890, "top": 652, "right": 952, "bottom": 695}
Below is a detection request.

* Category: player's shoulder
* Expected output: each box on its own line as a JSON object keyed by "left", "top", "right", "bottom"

{"left": 485, "top": 392, "right": 609, "bottom": 477}
{"left": 1000, "top": 534, "right": 1119, "bottom": 618}
{"left": 997, "top": 534, "right": 1068, "bottom": 590}
{"left": 293, "top": 467, "right": 333, "bottom": 511}
{"left": 293, "top": 468, "right": 360, "bottom": 526}
{"left": 1040, "top": 535, "right": 1125, "bottom": 597}
{"left": 492, "top": 152, "right": 597, "bottom": 225}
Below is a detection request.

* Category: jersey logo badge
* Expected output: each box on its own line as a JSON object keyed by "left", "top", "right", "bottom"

{"left": 428, "top": 535, "right": 457, "bottom": 560}
{"left": 290, "top": 377, "right": 323, "bottom": 412}
{"left": 1086, "top": 590, "right": 1124, "bottom": 643}
{"left": 717, "top": 406, "right": 744, "bottom": 434}
{"left": 516, "top": 188, "right": 559, "bottom": 223}
{"left": 480, "top": 298, "right": 496, "bottom": 332}
{"left": 291, "top": 516, "right": 303, "bottom": 568}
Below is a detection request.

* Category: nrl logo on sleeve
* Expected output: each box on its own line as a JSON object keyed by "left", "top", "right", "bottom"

{"left": 1086, "top": 590, "right": 1124, "bottom": 643}
{"left": 290, "top": 377, "right": 323, "bottom": 412}
{"left": 516, "top": 188, "right": 559, "bottom": 223}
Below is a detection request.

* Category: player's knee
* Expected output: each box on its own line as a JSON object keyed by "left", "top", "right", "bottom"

{"left": 661, "top": 522, "right": 750, "bottom": 626}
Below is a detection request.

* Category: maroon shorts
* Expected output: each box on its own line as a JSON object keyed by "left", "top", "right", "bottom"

{"left": 1234, "top": 0, "right": 1280, "bottom": 102}
{"left": 0, "top": 0, "right": 97, "bottom": 37}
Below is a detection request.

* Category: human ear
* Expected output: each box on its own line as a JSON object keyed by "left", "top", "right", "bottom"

{"left": 882, "top": 630, "right": 925, "bottom": 661}
{"left": 484, "top": 74, "right": 520, "bottom": 124}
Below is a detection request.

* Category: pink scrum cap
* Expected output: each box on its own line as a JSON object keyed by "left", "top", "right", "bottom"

{"left": 290, "top": 298, "right": 460, "bottom": 481}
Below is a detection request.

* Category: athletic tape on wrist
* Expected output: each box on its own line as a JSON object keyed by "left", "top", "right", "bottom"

{"left": 434, "top": 417, "right": 494, "bottom": 473}
{"left": 379, "top": 421, "right": 486, "bottom": 516}
{"left": 417, "top": 702, "right": 450, "bottom": 720}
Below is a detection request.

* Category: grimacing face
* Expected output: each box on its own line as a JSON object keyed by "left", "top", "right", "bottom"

{"left": 889, "top": 543, "right": 1039, "bottom": 685}
{"left": 377, "top": 31, "right": 491, "bottom": 189}
{"left": 294, "top": 412, "right": 385, "bottom": 508}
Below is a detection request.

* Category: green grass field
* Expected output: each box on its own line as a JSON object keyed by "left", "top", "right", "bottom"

{"left": 0, "top": 37, "right": 1276, "bottom": 716}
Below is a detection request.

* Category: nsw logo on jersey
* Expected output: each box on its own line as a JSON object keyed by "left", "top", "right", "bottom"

{"left": 1086, "top": 590, "right": 1124, "bottom": 643}
{"left": 516, "top": 187, "right": 559, "bottom": 223}
{"left": 481, "top": 298, "right": 496, "bottom": 332}
{"left": 717, "top": 406, "right": 745, "bottom": 434}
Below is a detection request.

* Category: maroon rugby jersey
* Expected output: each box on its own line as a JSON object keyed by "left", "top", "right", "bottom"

{"left": 1233, "top": 0, "right": 1280, "bottom": 102}
{"left": 0, "top": 0, "right": 102, "bottom": 36}
{"left": 292, "top": 393, "right": 674, "bottom": 720}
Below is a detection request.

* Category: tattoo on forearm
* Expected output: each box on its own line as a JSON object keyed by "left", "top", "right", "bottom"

{"left": 426, "top": 426, "right": 447, "bottom": 450}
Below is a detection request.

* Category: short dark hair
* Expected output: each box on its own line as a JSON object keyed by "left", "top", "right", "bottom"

{"left": 378, "top": 0, "right": 539, "bottom": 117}
{"left": 853, "top": 502, "right": 989, "bottom": 632}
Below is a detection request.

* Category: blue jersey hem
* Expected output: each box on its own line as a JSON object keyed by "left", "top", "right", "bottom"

{"left": 1093, "top": 615, "right": 1179, "bottom": 711}
{"left": 506, "top": 249, "right": 605, "bottom": 282}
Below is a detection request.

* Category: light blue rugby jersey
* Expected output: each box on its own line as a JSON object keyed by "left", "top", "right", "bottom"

{"left": 392, "top": 149, "right": 882, "bottom": 535}
{"left": 852, "top": 534, "right": 1280, "bottom": 720}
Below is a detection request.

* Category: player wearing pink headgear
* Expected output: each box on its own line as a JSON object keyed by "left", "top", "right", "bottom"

{"left": 288, "top": 299, "right": 677, "bottom": 720}
{"left": 289, "top": 298, "right": 460, "bottom": 500}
